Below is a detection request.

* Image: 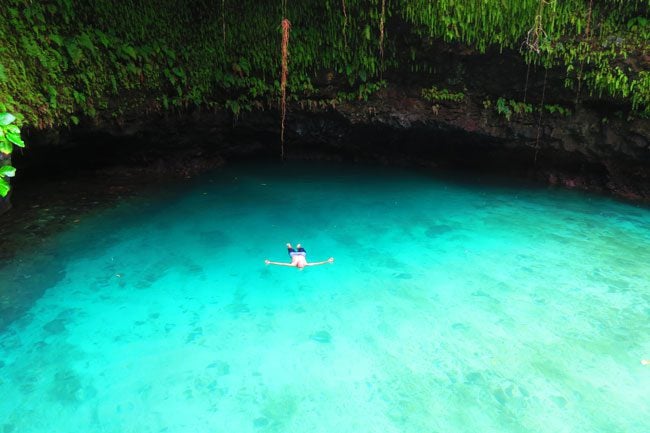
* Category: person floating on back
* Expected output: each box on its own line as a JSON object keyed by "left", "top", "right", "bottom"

{"left": 265, "top": 243, "right": 334, "bottom": 270}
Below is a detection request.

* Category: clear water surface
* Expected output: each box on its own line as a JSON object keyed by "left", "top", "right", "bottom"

{"left": 1, "top": 161, "right": 649, "bottom": 433}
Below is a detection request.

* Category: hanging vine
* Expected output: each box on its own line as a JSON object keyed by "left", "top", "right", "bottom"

{"left": 221, "top": 0, "right": 226, "bottom": 50}
{"left": 520, "top": 0, "right": 552, "bottom": 163}
{"left": 280, "top": 17, "right": 291, "bottom": 160}
{"left": 523, "top": 62, "right": 532, "bottom": 104}
{"left": 341, "top": 0, "right": 348, "bottom": 50}
{"left": 575, "top": 0, "right": 594, "bottom": 102}
{"left": 379, "top": 0, "right": 386, "bottom": 73}
{"left": 534, "top": 67, "right": 549, "bottom": 165}
{"left": 524, "top": 0, "right": 549, "bottom": 53}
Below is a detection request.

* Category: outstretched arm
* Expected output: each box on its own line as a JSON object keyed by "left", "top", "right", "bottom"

{"left": 265, "top": 259, "right": 295, "bottom": 267}
{"left": 305, "top": 257, "right": 335, "bottom": 267}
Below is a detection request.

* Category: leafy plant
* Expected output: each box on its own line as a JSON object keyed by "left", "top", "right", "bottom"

{"left": 335, "top": 80, "right": 387, "bottom": 102}
{"left": 0, "top": 165, "right": 16, "bottom": 197}
{"left": 509, "top": 100, "right": 534, "bottom": 115}
{"left": 494, "top": 98, "right": 537, "bottom": 120}
{"left": 421, "top": 86, "right": 465, "bottom": 103}
{"left": 544, "top": 104, "right": 572, "bottom": 116}
{"left": 356, "top": 80, "right": 387, "bottom": 101}
{"left": 496, "top": 97, "right": 513, "bottom": 121}
{"left": 0, "top": 110, "right": 24, "bottom": 197}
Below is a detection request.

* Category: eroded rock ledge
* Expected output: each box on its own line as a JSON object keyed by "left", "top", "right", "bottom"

{"left": 15, "top": 80, "right": 650, "bottom": 206}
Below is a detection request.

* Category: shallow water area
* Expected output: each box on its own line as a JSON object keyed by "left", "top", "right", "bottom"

{"left": 1, "top": 161, "right": 649, "bottom": 433}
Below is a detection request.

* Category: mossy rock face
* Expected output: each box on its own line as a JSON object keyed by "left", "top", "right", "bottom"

{"left": 0, "top": 0, "right": 647, "bottom": 128}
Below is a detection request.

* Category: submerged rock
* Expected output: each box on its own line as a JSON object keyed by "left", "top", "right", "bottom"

{"left": 43, "top": 319, "right": 67, "bottom": 335}
{"left": 310, "top": 330, "right": 332, "bottom": 343}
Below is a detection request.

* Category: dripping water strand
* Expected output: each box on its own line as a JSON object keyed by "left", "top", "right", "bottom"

{"left": 523, "top": 61, "right": 531, "bottom": 105}
{"left": 379, "top": 0, "right": 386, "bottom": 77}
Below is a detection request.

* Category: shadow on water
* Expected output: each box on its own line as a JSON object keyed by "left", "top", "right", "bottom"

{"left": 0, "top": 248, "right": 66, "bottom": 332}
{"left": 0, "top": 176, "right": 193, "bottom": 331}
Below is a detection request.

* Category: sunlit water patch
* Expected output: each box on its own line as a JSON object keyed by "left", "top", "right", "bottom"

{"left": 1, "top": 161, "right": 649, "bottom": 433}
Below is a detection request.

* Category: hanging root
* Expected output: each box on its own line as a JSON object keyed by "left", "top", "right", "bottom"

{"left": 524, "top": 19, "right": 547, "bottom": 53}
{"left": 534, "top": 67, "right": 549, "bottom": 165}
{"left": 341, "top": 0, "right": 348, "bottom": 49}
{"left": 379, "top": 0, "right": 386, "bottom": 67}
{"left": 221, "top": 0, "right": 226, "bottom": 49}
{"left": 584, "top": 0, "right": 593, "bottom": 40}
{"left": 575, "top": 0, "right": 594, "bottom": 102}
{"left": 280, "top": 18, "right": 291, "bottom": 160}
{"left": 523, "top": 61, "right": 531, "bottom": 104}
{"left": 523, "top": 0, "right": 550, "bottom": 164}
{"left": 523, "top": 0, "right": 549, "bottom": 54}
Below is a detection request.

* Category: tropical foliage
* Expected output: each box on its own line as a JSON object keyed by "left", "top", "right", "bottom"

{"left": 0, "top": 0, "right": 647, "bottom": 128}
{"left": 421, "top": 86, "right": 465, "bottom": 103}
{"left": 0, "top": 109, "right": 24, "bottom": 197}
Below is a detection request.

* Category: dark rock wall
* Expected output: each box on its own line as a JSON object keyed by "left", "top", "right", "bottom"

{"left": 9, "top": 45, "right": 650, "bottom": 207}
{"left": 0, "top": 153, "right": 11, "bottom": 214}
{"left": 313, "top": 85, "right": 650, "bottom": 201}
{"left": 14, "top": 88, "right": 649, "bottom": 204}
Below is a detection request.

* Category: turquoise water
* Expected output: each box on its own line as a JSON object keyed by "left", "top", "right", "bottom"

{"left": 1, "top": 161, "right": 649, "bottom": 433}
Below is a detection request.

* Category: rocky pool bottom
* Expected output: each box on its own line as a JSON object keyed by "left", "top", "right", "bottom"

{"left": 1, "top": 161, "right": 649, "bottom": 433}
